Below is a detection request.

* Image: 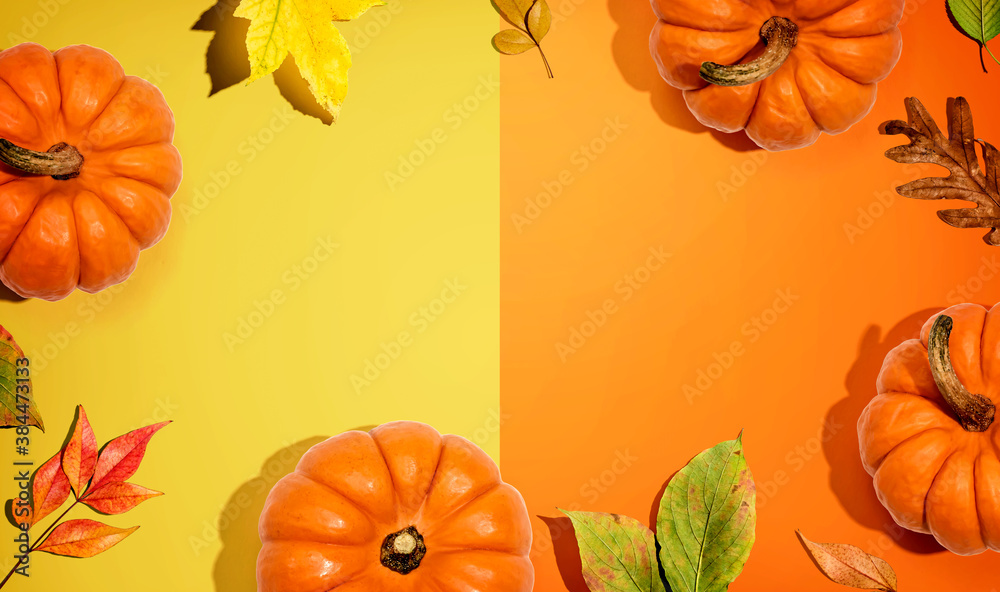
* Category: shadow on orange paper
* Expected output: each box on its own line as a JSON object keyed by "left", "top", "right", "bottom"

{"left": 607, "top": 0, "right": 761, "bottom": 153}
{"left": 826, "top": 309, "right": 945, "bottom": 554}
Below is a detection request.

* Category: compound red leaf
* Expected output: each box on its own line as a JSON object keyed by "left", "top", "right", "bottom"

{"left": 81, "top": 482, "right": 163, "bottom": 515}
{"left": 35, "top": 519, "right": 138, "bottom": 558}
{"left": 31, "top": 451, "right": 71, "bottom": 526}
{"left": 90, "top": 421, "right": 170, "bottom": 492}
{"left": 62, "top": 405, "right": 97, "bottom": 496}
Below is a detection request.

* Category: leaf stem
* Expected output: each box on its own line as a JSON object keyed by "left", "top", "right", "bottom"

{"left": 986, "top": 43, "right": 1000, "bottom": 69}
{"left": 536, "top": 44, "right": 554, "bottom": 78}
{"left": 0, "top": 500, "right": 79, "bottom": 589}
{"left": 31, "top": 500, "right": 80, "bottom": 551}
{"left": 0, "top": 563, "right": 19, "bottom": 589}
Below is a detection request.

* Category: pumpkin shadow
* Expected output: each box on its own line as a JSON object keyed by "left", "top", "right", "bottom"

{"left": 607, "top": 0, "right": 760, "bottom": 153}
{"left": 0, "top": 283, "right": 25, "bottom": 302}
{"left": 826, "top": 309, "right": 945, "bottom": 554}
{"left": 192, "top": 1, "right": 335, "bottom": 125}
{"left": 211, "top": 431, "right": 378, "bottom": 592}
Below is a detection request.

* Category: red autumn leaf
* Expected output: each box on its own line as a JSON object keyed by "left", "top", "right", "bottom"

{"left": 34, "top": 519, "right": 138, "bottom": 558}
{"left": 30, "top": 451, "right": 71, "bottom": 526}
{"left": 62, "top": 405, "right": 98, "bottom": 496}
{"left": 81, "top": 482, "right": 163, "bottom": 515}
{"left": 89, "top": 421, "right": 170, "bottom": 492}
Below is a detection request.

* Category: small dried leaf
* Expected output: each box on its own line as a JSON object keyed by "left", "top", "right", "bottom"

{"left": 493, "top": 29, "right": 536, "bottom": 55}
{"left": 491, "top": 0, "right": 533, "bottom": 29}
{"left": 880, "top": 97, "right": 1000, "bottom": 245}
{"left": 62, "top": 405, "right": 98, "bottom": 496}
{"left": 526, "top": 0, "right": 551, "bottom": 42}
{"left": 31, "top": 451, "right": 71, "bottom": 526}
{"left": 561, "top": 510, "right": 666, "bottom": 592}
{"left": 796, "top": 531, "right": 898, "bottom": 592}
{"left": 81, "top": 482, "right": 163, "bottom": 515}
{"left": 89, "top": 421, "right": 170, "bottom": 493}
{"left": 0, "top": 325, "right": 43, "bottom": 430}
{"left": 35, "top": 519, "right": 138, "bottom": 558}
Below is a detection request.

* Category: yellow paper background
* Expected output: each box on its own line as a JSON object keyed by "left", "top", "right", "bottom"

{"left": 0, "top": 0, "right": 499, "bottom": 589}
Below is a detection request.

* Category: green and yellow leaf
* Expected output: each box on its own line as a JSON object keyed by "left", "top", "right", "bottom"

{"left": 562, "top": 510, "right": 667, "bottom": 592}
{"left": 0, "top": 325, "right": 42, "bottom": 430}
{"left": 656, "top": 434, "right": 756, "bottom": 592}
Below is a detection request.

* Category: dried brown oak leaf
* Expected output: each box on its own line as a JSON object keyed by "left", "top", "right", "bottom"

{"left": 880, "top": 96, "right": 1000, "bottom": 245}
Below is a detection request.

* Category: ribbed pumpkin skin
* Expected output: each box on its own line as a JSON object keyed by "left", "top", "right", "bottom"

{"left": 257, "top": 421, "right": 534, "bottom": 592}
{"left": 0, "top": 43, "right": 181, "bottom": 301}
{"left": 649, "top": 0, "right": 904, "bottom": 151}
{"left": 858, "top": 303, "right": 1000, "bottom": 555}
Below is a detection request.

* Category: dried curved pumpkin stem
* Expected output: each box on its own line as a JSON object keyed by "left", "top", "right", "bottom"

{"left": 928, "top": 315, "right": 995, "bottom": 432}
{"left": 0, "top": 140, "right": 83, "bottom": 180}
{"left": 700, "top": 17, "right": 799, "bottom": 87}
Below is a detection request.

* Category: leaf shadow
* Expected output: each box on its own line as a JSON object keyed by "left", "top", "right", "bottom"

{"left": 825, "top": 309, "right": 945, "bottom": 554}
{"left": 540, "top": 515, "right": 590, "bottom": 592}
{"left": 211, "top": 428, "right": 374, "bottom": 592}
{"left": 606, "top": 0, "right": 761, "bottom": 153}
{"left": 944, "top": 0, "right": 977, "bottom": 44}
{"left": 192, "top": 1, "right": 335, "bottom": 125}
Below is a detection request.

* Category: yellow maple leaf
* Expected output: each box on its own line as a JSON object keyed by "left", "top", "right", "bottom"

{"left": 234, "top": 0, "right": 385, "bottom": 122}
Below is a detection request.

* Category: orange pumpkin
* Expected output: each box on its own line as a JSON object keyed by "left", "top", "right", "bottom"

{"left": 257, "top": 421, "right": 534, "bottom": 591}
{"left": 859, "top": 304, "right": 1000, "bottom": 555}
{"left": 649, "top": 0, "right": 904, "bottom": 151}
{"left": 0, "top": 43, "right": 181, "bottom": 301}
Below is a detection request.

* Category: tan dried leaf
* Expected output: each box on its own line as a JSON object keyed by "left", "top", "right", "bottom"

{"left": 493, "top": 29, "right": 536, "bottom": 55}
{"left": 526, "top": 0, "right": 551, "bottom": 42}
{"left": 492, "top": 0, "right": 533, "bottom": 29}
{"left": 880, "top": 96, "right": 1000, "bottom": 245}
{"left": 796, "top": 530, "right": 897, "bottom": 592}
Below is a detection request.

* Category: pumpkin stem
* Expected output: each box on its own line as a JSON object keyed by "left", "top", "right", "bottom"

{"left": 928, "top": 315, "right": 995, "bottom": 432}
{"left": 380, "top": 526, "right": 426, "bottom": 575}
{"left": 0, "top": 140, "right": 84, "bottom": 180}
{"left": 699, "top": 17, "right": 798, "bottom": 87}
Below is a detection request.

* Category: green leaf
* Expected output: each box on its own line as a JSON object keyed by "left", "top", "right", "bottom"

{"left": 492, "top": 29, "right": 536, "bottom": 55}
{"left": 561, "top": 510, "right": 666, "bottom": 592}
{"left": 491, "top": 0, "right": 533, "bottom": 30}
{"left": 947, "top": 0, "right": 1000, "bottom": 70}
{"left": 656, "top": 434, "right": 756, "bottom": 592}
{"left": 526, "top": 0, "right": 551, "bottom": 42}
{"left": 0, "top": 325, "right": 42, "bottom": 431}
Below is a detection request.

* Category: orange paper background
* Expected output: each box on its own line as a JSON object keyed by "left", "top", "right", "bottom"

{"left": 500, "top": 0, "right": 1000, "bottom": 590}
